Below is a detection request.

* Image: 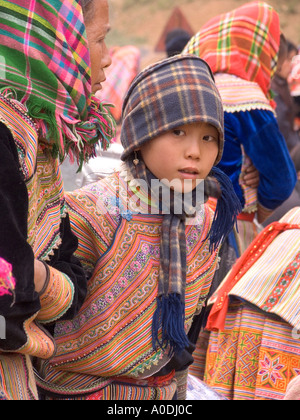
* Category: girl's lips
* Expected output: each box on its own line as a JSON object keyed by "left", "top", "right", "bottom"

{"left": 178, "top": 168, "right": 200, "bottom": 179}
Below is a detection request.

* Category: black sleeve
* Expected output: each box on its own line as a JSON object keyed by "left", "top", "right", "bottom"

{"left": 0, "top": 122, "right": 40, "bottom": 350}
{"left": 47, "top": 212, "right": 87, "bottom": 320}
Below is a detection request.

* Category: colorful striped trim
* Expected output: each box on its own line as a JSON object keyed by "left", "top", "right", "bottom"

{"left": 230, "top": 208, "right": 300, "bottom": 330}
{"left": 215, "top": 74, "right": 275, "bottom": 114}
{"left": 0, "top": 354, "right": 38, "bottom": 400}
{"left": 37, "top": 265, "right": 74, "bottom": 324}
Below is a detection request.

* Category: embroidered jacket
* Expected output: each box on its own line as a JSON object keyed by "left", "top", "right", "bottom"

{"left": 42, "top": 165, "right": 220, "bottom": 395}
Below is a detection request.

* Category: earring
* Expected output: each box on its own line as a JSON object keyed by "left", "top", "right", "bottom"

{"left": 133, "top": 151, "right": 139, "bottom": 166}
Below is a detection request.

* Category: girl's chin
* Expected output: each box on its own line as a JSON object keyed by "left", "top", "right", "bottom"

{"left": 160, "top": 178, "right": 201, "bottom": 193}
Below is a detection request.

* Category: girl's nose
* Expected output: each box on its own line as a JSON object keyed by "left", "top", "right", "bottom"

{"left": 185, "top": 139, "right": 201, "bottom": 160}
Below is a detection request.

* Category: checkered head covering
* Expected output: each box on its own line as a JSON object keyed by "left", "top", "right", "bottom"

{"left": 0, "top": 0, "right": 115, "bottom": 169}
{"left": 121, "top": 54, "right": 224, "bottom": 164}
{"left": 183, "top": 1, "right": 281, "bottom": 109}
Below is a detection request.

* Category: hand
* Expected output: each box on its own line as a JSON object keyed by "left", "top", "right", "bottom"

{"left": 241, "top": 160, "right": 260, "bottom": 189}
{"left": 34, "top": 259, "right": 47, "bottom": 293}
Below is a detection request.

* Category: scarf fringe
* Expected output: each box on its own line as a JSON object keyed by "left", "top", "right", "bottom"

{"left": 26, "top": 96, "right": 116, "bottom": 172}
{"left": 207, "top": 167, "right": 242, "bottom": 252}
{"left": 152, "top": 294, "right": 190, "bottom": 355}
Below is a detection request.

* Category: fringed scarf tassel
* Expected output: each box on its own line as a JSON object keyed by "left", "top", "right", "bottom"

{"left": 207, "top": 166, "right": 242, "bottom": 252}
{"left": 152, "top": 293, "right": 190, "bottom": 356}
{"left": 27, "top": 97, "right": 116, "bottom": 172}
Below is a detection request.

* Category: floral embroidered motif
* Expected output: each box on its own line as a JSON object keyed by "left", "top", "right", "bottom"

{"left": 258, "top": 355, "right": 285, "bottom": 385}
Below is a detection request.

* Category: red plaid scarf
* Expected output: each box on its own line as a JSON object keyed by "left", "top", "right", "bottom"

{"left": 183, "top": 1, "right": 281, "bottom": 108}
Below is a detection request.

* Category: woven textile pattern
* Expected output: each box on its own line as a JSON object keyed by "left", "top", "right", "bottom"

{"left": 0, "top": 93, "right": 65, "bottom": 261}
{"left": 43, "top": 170, "right": 219, "bottom": 395}
{"left": 0, "top": 354, "right": 38, "bottom": 400}
{"left": 190, "top": 208, "right": 300, "bottom": 400}
{"left": 0, "top": 0, "right": 90, "bottom": 119}
{"left": 204, "top": 302, "right": 300, "bottom": 400}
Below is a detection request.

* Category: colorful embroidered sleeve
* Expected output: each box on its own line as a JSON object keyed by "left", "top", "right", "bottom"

{"left": 37, "top": 265, "right": 74, "bottom": 324}
{"left": 65, "top": 189, "right": 114, "bottom": 274}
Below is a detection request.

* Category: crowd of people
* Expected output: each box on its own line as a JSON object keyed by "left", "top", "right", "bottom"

{"left": 0, "top": 0, "right": 300, "bottom": 401}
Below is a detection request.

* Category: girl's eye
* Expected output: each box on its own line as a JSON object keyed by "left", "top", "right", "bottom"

{"left": 173, "top": 129, "right": 185, "bottom": 136}
{"left": 203, "top": 135, "right": 217, "bottom": 142}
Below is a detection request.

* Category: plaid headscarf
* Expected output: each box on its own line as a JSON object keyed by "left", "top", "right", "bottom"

{"left": 121, "top": 54, "right": 224, "bottom": 164}
{"left": 121, "top": 55, "right": 241, "bottom": 353}
{"left": 0, "top": 0, "right": 115, "bottom": 168}
{"left": 183, "top": 1, "right": 281, "bottom": 108}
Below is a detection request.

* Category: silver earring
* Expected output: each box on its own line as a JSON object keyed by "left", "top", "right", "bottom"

{"left": 133, "top": 151, "right": 139, "bottom": 166}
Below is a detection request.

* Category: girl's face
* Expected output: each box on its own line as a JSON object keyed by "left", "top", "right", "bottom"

{"left": 139, "top": 122, "right": 219, "bottom": 193}
{"left": 84, "top": 0, "right": 112, "bottom": 93}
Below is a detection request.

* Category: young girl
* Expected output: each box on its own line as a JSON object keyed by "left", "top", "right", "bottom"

{"left": 38, "top": 55, "right": 241, "bottom": 400}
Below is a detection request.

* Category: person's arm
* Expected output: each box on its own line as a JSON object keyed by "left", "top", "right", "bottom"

{"left": 0, "top": 122, "right": 41, "bottom": 350}
{"left": 240, "top": 110, "right": 297, "bottom": 217}
{"left": 37, "top": 212, "right": 88, "bottom": 323}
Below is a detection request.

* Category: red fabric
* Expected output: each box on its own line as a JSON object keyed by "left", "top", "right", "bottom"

{"left": 184, "top": 1, "right": 281, "bottom": 108}
{"left": 206, "top": 222, "right": 300, "bottom": 332}
{"left": 237, "top": 212, "right": 255, "bottom": 222}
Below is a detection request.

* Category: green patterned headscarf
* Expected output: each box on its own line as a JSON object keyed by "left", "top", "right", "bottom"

{"left": 0, "top": 0, "right": 115, "bottom": 168}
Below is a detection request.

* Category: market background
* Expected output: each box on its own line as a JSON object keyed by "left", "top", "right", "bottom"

{"left": 106, "top": 0, "right": 300, "bottom": 69}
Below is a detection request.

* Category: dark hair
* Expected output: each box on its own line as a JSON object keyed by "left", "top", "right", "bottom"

{"left": 81, "top": 0, "right": 94, "bottom": 21}
{"left": 278, "top": 33, "right": 288, "bottom": 63}
{"left": 165, "top": 29, "right": 192, "bottom": 57}
{"left": 287, "top": 39, "right": 298, "bottom": 55}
